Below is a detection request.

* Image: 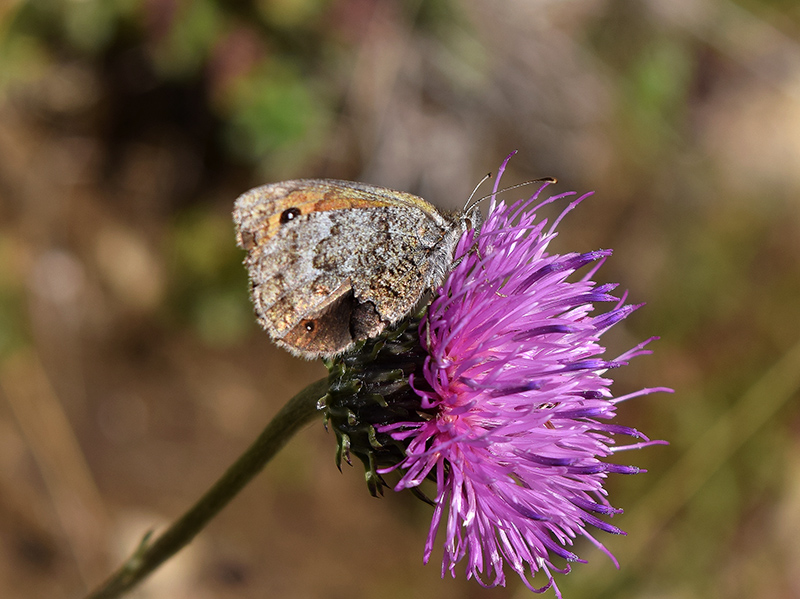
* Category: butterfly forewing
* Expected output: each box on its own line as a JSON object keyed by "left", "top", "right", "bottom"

{"left": 234, "top": 179, "right": 469, "bottom": 359}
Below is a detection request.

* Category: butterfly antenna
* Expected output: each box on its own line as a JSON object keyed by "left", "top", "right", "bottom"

{"left": 466, "top": 177, "right": 557, "bottom": 212}
{"left": 463, "top": 172, "right": 493, "bottom": 211}
{"left": 466, "top": 175, "right": 556, "bottom": 298}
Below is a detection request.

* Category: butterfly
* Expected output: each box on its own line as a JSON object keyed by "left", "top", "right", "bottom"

{"left": 233, "top": 179, "right": 480, "bottom": 359}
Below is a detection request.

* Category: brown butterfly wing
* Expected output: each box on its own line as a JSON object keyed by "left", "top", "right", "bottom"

{"left": 234, "top": 179, "right": 455, "bottom": 359}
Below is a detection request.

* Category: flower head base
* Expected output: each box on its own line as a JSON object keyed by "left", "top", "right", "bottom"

{"left": 321, "top": 316, "right": 436, "bottom": 498}
{"left": 377, "top": 167, "right": 670, "bottom": 596}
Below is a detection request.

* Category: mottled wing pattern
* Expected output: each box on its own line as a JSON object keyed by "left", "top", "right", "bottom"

{"left": 233, "top": 179, "right": 456, "bottom": 359}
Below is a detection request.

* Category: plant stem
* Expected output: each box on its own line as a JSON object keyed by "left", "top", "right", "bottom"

{"left": 82, "top": 377, "right": 329, "bottom": 599}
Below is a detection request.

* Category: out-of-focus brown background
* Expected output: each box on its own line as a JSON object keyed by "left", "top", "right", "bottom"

{"left": 1, "top": 0, "right": 799, "bottom": 598}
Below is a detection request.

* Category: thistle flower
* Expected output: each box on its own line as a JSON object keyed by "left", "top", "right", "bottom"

{"left": 322, "top": 158, "right": 669, "bottom": 597}
{"left": 374, "top": 172, "right": 669, "bottom": 597}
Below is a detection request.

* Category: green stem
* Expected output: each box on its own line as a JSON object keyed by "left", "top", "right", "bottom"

{"left": 83, "top": 378, "right": 329, "bottom": 599}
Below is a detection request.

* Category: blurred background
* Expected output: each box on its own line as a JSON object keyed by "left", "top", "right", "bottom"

{"left": 1, "top": 0, "right": 799, "bottom": 597}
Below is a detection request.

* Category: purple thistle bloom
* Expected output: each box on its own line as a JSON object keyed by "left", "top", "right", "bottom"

{"left": 378, "top": 159, "right": 670, "bottom": 596}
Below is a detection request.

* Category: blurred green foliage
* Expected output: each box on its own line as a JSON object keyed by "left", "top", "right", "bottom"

{"left": 0, "top": 236, "right": 27, "bottom": 357}
{"left": 1, "top": 0, "right": 339, "bottom": 175}
{"left": 223, "top": 60, "right": 327, "bottom": 165}
{"left": 168, "top": 208, "right": 253, "bottom": 346}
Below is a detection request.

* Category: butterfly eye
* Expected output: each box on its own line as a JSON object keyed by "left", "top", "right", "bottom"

{"left": 280, "top": 207, "right": 302, "bottom": 224}
{"left": 303, "top": 320, "right": 315, "bottom": 332}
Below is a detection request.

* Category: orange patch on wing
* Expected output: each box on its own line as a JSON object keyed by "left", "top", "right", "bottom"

{"left": 258, "top": 189, "right": 396, "bottom": 244}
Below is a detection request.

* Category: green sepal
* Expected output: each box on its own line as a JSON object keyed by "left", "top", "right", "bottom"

{"left": 319, "top": 315, "right": 434, "bottom": 496}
